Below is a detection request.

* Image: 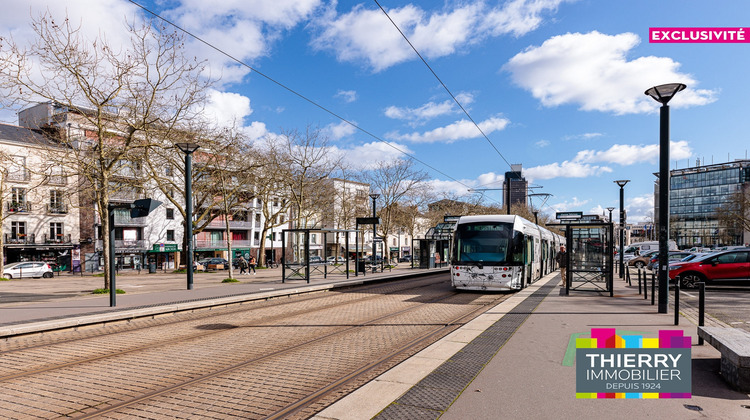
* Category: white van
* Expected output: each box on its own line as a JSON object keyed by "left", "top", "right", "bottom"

{"left": 621, "top": 241, "right": 677, "bottom": 261}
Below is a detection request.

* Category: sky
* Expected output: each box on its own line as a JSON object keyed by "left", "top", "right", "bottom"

{"left": 2, "top": 0, "right": 749, "bottom": 224}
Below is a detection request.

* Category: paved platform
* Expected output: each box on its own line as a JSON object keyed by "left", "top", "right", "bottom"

{"left": 316, "top": 274, "right": 750, "bottom": 420}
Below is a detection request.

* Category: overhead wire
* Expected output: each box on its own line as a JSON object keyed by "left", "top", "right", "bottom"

{"left": 125, "top": 0, "right": 485, "bottom": 198}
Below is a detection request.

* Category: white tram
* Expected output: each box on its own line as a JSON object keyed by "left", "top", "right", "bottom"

{"left": 450, "top": 215, "right": 564, "bottom": 291}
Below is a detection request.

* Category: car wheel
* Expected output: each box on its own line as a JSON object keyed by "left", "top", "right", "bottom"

{"left": 680, "top": 273, "right": 704, "bottom": 289}
{"left": 3, "top": 274, "right": 11, "bottom": 279}
{"left": 635, "top": 261, "right": 644, "bottom": 269}
{"left": 43, "top": 272, "right": 54, "bottom": 278}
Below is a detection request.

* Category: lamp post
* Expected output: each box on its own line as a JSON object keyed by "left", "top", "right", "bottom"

{"left": 606, "top": 207, "right": 615, "bottom": 223}
{"left": 176, "top": 142, "right": 201, "bottom": 290}
{"left": 369, "top": 193, "right": 379, "bottom": 272}
{"left": 645, "top": 83, "right": 686, "bottom": 314}
{"left": 614, "top": 180, "right": 630, "bottom": 278}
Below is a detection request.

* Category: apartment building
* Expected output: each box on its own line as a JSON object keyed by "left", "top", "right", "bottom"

{"left": 0, "top": 123, "right": 81, "bottom": 269}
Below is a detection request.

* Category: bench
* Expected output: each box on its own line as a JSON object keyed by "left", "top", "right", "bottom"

{"left": 698, "top": 326, "right": 750, "bottom": 392}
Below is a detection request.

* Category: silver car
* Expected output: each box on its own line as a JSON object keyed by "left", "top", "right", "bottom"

{"left": 3, "top": 261, "right": 54, "bottom": 279}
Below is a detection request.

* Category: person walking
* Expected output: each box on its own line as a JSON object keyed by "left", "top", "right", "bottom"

{"left": 249, "top": 255, "right": 256, "bottom": 275}
{"left": 555, "top": 245, "right": 568, "bottom": 287}
{"left": 238, "top": 256, "right": 248, "bottom": 275}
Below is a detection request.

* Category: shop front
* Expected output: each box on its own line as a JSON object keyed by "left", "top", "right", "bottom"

{"left": 4, "top": 242, "right": 74, "bottom": 271}
{"left": 146, "top": 243, "right": 180, "bottom": 271}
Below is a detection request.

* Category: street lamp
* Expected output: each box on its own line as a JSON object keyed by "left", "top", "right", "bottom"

{"left": 369, "top": 193, "right": 380, "bottom": 272}
{"left": 645, "top": 83, "right": 686, "bottom": 314}
{"left": 176, "top": 142, "right": 200, "bottom": 290}
{"left": 614, "top": 180, "right": 630, "bottom": 278}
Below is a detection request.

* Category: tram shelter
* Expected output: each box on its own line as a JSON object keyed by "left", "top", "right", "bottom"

{"left": 548, "top": 212, "right": 614, "bottom": 296}
{"left": 281, "top": 228, "right": 361, "bottom": 283}
{"left": 414, "top": 217, "right": 456, "bottom": 269}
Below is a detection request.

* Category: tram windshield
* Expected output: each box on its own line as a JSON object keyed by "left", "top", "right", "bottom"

{"left": 451, "top": 222, "right": 523, "bottom": 265}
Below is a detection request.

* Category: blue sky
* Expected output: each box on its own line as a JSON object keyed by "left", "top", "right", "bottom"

{"left": 2, "top": 1, "right": 749, "bottom": 223}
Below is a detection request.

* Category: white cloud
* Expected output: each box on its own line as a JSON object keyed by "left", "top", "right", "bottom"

{"left": 387, "top": 115, "right": 509, "bottom": 143}
{"left": 504, "top": 31, "right": 717, "bottom": 114}
{"left": 525, "top": 161, "right": 612, "bottom": 180}
{"left": 536, "top": 140, "right": 550, "bottom": 148}
{"left": 563, "top": 132, "right": 603, "bottom": 141}
{"left": 325, "top": 120, "right": 357, "bottom": 140}
{"left": 312, "top": 1, "right": 565, "bottom": 72}
{"left": 550, "top": 197, "right": 591, "bottom": 213}
{"left": 335, "top": 90, "right": 357, "bottom": 103}
{"left": 242, "top": 121, "right": 269, "bottom": 142}
{"left": 201, "top": 89, "right": 253, "bottom": 127}
{"left": 384, "top": 93, "right": 474, "bottom": 124}
{"left": 626, "top": 194, "right": 655, "bottom": 223}
{"left": 333, "top": 141, "right": 411, "bottom": 170}
{"left": 574, "top": 140, "right": 692, "bottom": 166}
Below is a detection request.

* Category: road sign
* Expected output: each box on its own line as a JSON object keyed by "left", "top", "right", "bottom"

{"left": 556, "top": 211, "right": 582, "bottom": 220}
{"left": 356, "top": 217, "right": 380, "bottom": 225}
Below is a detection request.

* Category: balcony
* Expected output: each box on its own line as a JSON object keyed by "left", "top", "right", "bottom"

{"left": 43, "top": 233, "right": 71, "bottom": 244}
{"left": 7, "top": 171, "right": 30, "bottom": 182}
{"left": 109, "top": 191, "right": 146, "bottom": 202}
{"left": 114, "top": 239, "right": 148, "bottom": 250}
{"left": 6, "top": 202, "right": 31, "bottom": 213}
{"left": 47, "top": 175, "right": 68, "bottom": 186}
{"left": 4, "top": 233, "right": 35, "bottom": 245}
{"left": 113, "top": 214, "right": 148, "bottom": 226}
{"left": 195, "top": 239, "right": 255, "bottom": 249}
{"left": 47, "top": 204, "right": 68, "bottom": 214}
{"left": 207, "top": 219, "right": 254, "bottom": 229}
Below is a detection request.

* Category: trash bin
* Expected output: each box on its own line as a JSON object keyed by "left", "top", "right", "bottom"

{"left": 357, "top": 259, "right": 366, "bottom": 273}
{"left": 149, "top": 262, "right": 157, "bottom": 273}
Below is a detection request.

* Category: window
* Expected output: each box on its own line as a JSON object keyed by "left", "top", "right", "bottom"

{"left": 166, "top": 208, "right": 174, "bottom": 220}
{"left": 11, "top": 221, "right": 26, "bottom": 239}
{"left": 49, "top": 166, "right": 66, "bottom": 185}
{"left": 166, "top": 230, "right": 175, "bottom": 241}
{"left": 165, "top": 166, "right": 173, "bottom": 177}
{"left": 9, "top": 156, "right": 28, "bottom": 181}
{"left": 50, "top": 222, "right": 63, "bottom": 240}
{"left": 168, "top": 188, "right": 175, "bottom": 198}
{"left": 255, "top": 213, "right": 261, "bottom": 225}
{"left": 11, "top": 188, "right": 26, "bottom": 204}
{"left": 280, "top": 215, "right": 285, "bottom": 224}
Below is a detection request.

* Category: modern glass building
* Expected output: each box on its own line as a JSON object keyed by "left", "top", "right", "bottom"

{"left": 656, "top": 159, "right": 750, "bottom": 248}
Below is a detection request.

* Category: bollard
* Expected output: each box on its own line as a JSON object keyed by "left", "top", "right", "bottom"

{"left": 625, "top": 266, "right": 631, "bottom": 286}
{"left": 643, "top": 270, "right": 648, "bottom": 300}
{"left": 638, "top": 268, "right": 642, "bottom": 295}
{"left": 651, "top": 271, "right": 656, "bottom": 305}
{"left": 698, "top": 282, "right": 705, "bottom": 345}
{"left": 674, "top": 278, "right": 680, "bottom": 326}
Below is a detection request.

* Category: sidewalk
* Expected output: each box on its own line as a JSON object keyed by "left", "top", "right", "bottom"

{"left": 316, "top": 273, "right": 750, "bottom": 420}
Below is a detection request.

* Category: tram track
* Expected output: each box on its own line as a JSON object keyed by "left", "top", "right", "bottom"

{"left": 0, "top": 275, "right": 509, "bottom": 419}
{"left": 0, "top": 276, "right": 445, "bottom": 379}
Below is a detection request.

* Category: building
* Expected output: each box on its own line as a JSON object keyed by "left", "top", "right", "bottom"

{"left": 657, "top": 159, "right": 750, "bottom": 248}
{"left": 503, "top": 164, "right": 528, "bottom": 209}
{"left": 0, "top": 123, "right": 81, "bottom": 269}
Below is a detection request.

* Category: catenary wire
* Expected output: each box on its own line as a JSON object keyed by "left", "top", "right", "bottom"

{"left": 125, "top": 0, "right": 498, "bottom": 204}
{"left": 373, "top": 0, "right": 514, "bottom": 171}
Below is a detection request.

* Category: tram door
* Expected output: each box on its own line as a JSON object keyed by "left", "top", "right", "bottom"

{"left": 566, "top": 223, "right": 613, "bottom": 295}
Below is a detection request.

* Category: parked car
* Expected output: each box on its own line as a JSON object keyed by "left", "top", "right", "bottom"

{"left": 627, "top": 250, "right": 659, "bottom": 268}
{"left": 3, "top": 261, "right": 54, "bottom": 279}
{"left": 198, "top": 257, "right": 229, "bottom": 270}
{"left": 308, "top": 256, "right": 325, "bottom": 264}
{"left": 398, "top": 255, "right": 412, "bottom": 263}
{"left": 669, "top": 249, "right": 750, "bottom": 288}
{"left": 646, "top": 251, "right": 694, "bottom": 270}
{"left": 326, "top": 256, "right": 348, "bottom": 265}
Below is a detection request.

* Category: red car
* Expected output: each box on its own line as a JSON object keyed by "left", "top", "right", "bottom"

{"left": 668, "top": 249, "right": 750, "bottom": 288}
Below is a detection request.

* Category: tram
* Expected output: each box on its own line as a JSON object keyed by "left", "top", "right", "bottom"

{"left": 449, "top": 215, "right": 564, "bottom": 291}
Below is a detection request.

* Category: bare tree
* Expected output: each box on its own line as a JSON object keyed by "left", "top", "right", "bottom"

{"left": 0, "top": 15, "right": 213, "bottom": 288}
{"left": 715, "top": 187, "right": 750, "bottom": 245}
{"left": 361, "top": 159, "right": 430, "bottom": 246}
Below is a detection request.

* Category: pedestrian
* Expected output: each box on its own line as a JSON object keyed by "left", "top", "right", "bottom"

{"left": 249, "top": 255, "right": 256, "bottom": 275}
{"left": 555, "top": 245, "right": 568, "bottom": 287}
{"left": 238, "top": 256, "right": 248, "bottom": 275}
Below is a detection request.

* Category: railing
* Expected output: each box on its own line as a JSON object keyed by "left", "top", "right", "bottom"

{"left": 47, "top": 175, "right": 67, "bottom": 185}
{"left": 113, "top": 214, "right": 148, "bottom": 226}
{"left": 114, "top": 239, "right": 148, "bottom": 250}
{"left": 3, "top": 233, "right": 36, "bottom": 244}
{"left": 6, "top": 202, "right": 32, "bottom": 213}
{"left": 195, "top": 239, "right": 255, "bottom": 249}
{"left": 7, "top": 171, "right": 30, "bottom": 182}
{"left": 206, "top": 219, "right": 254, "bottom": 229}
{"left": 43, "top": 233, "right": 71, "bottom": 244}
{"left": 47, "top": 203, "right": 68, "bottom": 214}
